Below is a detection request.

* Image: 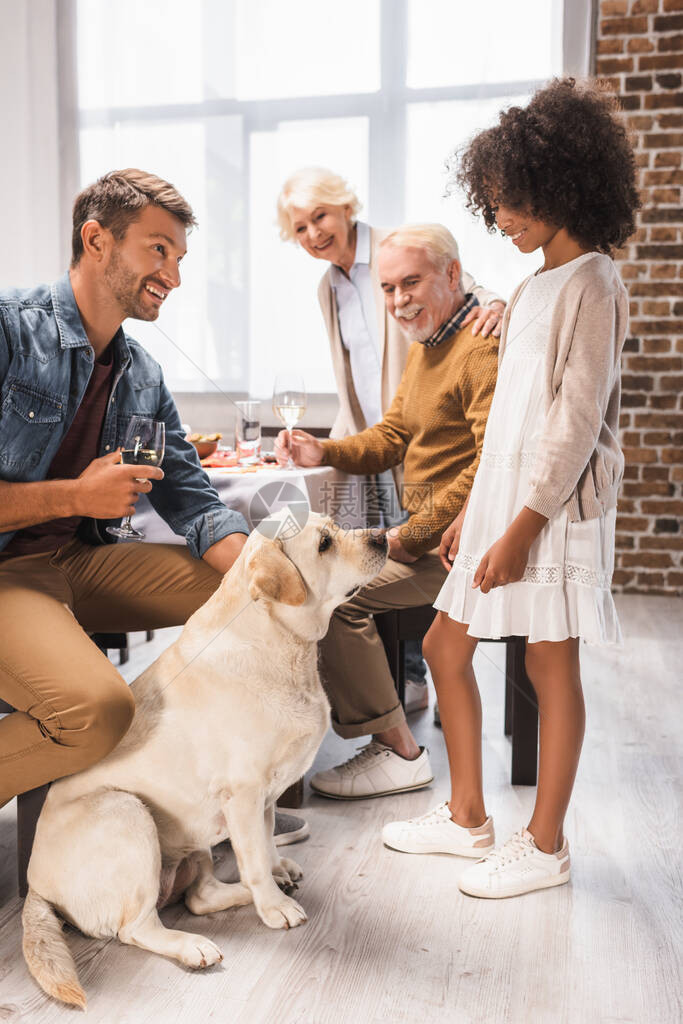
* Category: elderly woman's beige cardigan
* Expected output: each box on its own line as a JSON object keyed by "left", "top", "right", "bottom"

{"left": 499, "top": 253, "right": 630, "bottom": 523}
{"left": 317, "top": 226, "right": 501, "bottom": 439}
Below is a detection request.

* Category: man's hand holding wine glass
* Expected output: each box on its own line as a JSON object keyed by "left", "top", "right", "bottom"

{"left": 106, "top": 417, "right": 165, "bottom": 540}
{"left": 274, "top": 429, "right": 324, "bottom": 468}
{"left": 73, "top": 449, "right": 164, "bottom": 520}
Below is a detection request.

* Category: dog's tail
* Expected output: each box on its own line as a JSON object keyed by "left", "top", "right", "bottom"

{"left": 22, "top": 887, "right": 87, "bottom": 1010}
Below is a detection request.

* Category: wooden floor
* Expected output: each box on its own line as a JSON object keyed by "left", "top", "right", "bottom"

{"left": 0, "top": 594, "right": 681, "bottom": 1023}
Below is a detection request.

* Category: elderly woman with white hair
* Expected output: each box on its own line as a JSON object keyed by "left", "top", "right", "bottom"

{"left": 276, "top": 168, "right": 505, "bottom": 721}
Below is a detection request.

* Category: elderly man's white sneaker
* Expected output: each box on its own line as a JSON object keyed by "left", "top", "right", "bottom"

{"left": 382, "top": 802, "right": 495, "bottom": 856}
{"left": 310, "top": 741, "right": 433, "bottom": 799}
{"left": 458, "top": 828, "right": 570, "bottom": 899}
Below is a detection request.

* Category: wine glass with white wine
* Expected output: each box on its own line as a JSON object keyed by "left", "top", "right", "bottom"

{"left": 107, "top": 415, "right": 165, "bottom": 541}
{"left": 272, "top": 375, "right": 306, "bottom": 470}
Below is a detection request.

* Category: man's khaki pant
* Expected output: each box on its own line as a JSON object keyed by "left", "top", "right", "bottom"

{"left": 0, "top": 538, "right": 221, "bottom": 805}
{"left": 319, "top": 551, "right": 447, "bottom": 739}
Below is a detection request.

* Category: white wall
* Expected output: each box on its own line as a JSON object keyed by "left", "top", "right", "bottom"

{"left": 0, "top": 0, "right": 78, "bottom": 288}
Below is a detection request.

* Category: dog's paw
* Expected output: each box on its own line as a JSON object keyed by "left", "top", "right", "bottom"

{"left": 178, "top": 933, "right": 224, "bottom": 969}
{"left": 258, "top": 893, "right": 307, "bottom": 930}
{"left": 279, "top": 856, "right": 303, "bottom": 882}
{"left": 272, "top": 864, "right": 294, "bottom": 889}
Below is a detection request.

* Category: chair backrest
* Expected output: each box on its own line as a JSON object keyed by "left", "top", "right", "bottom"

{"left": 395, "top": 605, "right": 437, "bottom": 639}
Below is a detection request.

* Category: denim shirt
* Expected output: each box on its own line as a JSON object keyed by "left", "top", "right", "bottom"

{"left": 0, "top": 272, "right": 249, "bottom": 558}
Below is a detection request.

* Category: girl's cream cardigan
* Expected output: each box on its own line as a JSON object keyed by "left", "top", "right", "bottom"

{"left": 498, "top": 253, "right": 630, "bottom": 522}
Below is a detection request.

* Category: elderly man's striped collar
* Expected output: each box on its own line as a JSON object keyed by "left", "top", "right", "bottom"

{"left": 419, "top": 293, "right": 480, "bottom": 348}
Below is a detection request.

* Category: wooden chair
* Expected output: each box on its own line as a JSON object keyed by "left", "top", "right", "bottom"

{"left": 87, "top": 631, "right": 155, "bottom": 666}
{"left": 90, "top": 631, "right": 129, "bottom": 665}
{"left": 374, "top": 606, "right": 539, "bottom": 786}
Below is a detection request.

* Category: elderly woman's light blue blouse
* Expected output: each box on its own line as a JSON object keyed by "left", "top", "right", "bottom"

{"left": 329, "top": 221, "right": 382, "bottom": 429}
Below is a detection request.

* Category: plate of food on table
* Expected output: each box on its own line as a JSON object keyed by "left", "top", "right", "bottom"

{"left": 187, "top": 432, "right": 280, "bottom": 472}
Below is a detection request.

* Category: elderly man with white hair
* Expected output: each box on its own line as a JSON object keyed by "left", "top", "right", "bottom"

{"left": 277, "top": 168, "right": 505, "bottom": 715}
{"left": 274, "top": 224, "right": 499, "bottom": 801}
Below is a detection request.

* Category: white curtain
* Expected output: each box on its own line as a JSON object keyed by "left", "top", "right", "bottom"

{"left": 0, "top": 0, "right": 79, "bottom": 288}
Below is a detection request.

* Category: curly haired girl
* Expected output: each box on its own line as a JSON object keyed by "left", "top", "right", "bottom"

{"left": 381, "top": 78, "right": 640, "bottom": 899}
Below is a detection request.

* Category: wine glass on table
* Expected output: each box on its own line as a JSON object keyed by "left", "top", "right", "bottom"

{"left": 107, "top": 416, "right": 165, "bottom": 541}
{"left": 272, "top": 375, "right": 306, "bottom": 471}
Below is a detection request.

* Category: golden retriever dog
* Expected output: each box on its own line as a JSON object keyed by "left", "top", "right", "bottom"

{"left": 22, "top": 513, "right": 387, "bottom": 1009}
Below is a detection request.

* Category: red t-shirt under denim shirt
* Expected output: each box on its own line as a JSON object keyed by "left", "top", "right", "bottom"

{"left": 2, "top": 345, "right": 115, "bottom": 558}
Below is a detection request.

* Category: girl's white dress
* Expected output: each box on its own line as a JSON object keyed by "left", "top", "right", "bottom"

{"left": 434, "top": 252, "right": 621, "bottom": 645}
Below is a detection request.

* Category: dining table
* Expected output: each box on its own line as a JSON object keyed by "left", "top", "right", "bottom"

{"left": 133, "top": 460, "right": 366, "bottom": 545}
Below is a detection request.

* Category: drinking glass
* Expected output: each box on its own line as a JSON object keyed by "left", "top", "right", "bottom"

{"left": 235, "top": 400, "right": 262, "bottom": 465}
{"left": 107, "top": 416, "right": 165, "bottom": 541}
{"left": 272, "top": 375, "right": 306, "bottom": 470}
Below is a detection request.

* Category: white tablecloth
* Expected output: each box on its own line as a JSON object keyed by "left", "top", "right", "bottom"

{"left": 133, "top": 465, "right": 365, "bottom": 545}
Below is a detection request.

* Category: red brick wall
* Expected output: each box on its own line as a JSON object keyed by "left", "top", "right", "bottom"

{"left": 596, "top": 0, "right": 683, "bottom": 594}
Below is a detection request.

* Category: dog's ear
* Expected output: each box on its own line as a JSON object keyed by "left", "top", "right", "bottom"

{"left": 247, "top": 539, "right": 307, "bottom": 606}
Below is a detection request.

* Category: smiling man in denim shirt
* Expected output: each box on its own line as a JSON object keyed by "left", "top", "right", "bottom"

{"left": 0, "top": 169, "right": 251, "bottom": 809}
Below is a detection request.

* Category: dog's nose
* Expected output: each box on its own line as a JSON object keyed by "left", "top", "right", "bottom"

{"left": 368, "top": 529, "right": 387, "bottom": 550}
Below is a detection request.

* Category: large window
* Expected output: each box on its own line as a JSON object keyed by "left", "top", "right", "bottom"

{"left": 77, "top": 0, "right": 563, "bottom": 398}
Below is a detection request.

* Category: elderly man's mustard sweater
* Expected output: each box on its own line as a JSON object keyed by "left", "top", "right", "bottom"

{"left": 321, "top": 323, "right": 499, "bottom": 557}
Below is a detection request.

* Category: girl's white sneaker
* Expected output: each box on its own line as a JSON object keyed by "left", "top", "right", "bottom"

{"left": 458, "top": 828, "right": 570, "bottom": 899}
{"left": 382, "top": 802, "right": 495, "bottom": 857}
